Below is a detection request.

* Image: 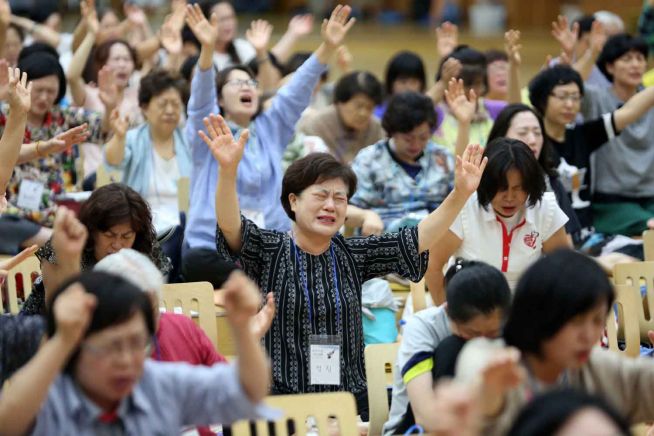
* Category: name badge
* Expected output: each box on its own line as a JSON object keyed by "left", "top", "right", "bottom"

{"left": 309, "top": 335, "right": 340, "bottom": 386}
{"left": 16, "top": 179, "right": 44, "bottom": 211}
{"left": 242, "top": 209, "right": 266, "bottom": 228}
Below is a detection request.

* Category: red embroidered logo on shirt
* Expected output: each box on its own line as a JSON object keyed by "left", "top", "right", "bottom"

{"left": 523, "top": 231, "right": 539, "bottom": 249}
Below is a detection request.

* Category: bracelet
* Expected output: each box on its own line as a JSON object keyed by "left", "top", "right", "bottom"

{"left": 35, "top": 141, "right": 44, "bottom": 158}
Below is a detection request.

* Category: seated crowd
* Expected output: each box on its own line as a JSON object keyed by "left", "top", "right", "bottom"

{"left": 2, "top": 0, "right": 654, "bottom": 435}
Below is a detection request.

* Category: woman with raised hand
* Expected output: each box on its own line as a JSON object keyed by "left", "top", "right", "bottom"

{"left": 201, "top": 112, "right": 486, "bottom": 418}
{"left": 182, "top": 3, "right": 356, "bottom": 288}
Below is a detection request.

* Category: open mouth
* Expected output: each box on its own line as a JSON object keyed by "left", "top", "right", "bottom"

{"left": 240, "top": 95, "right": 253, "bottom": 106}
{"left": 317, "top": 216, "right": 336, "bottom": 225}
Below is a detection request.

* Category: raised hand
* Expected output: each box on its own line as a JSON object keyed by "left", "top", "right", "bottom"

{"left": 53, "top": 124, "right": 90, "bottom": 151}
{"left": 336, "top": 45, "right": 353, "bottom": 73}
{"left": 169, "top": 0, "right": 187, "bottom": 30}
{"left": 436, "top": 21, "right": 458, "bottom": 58}
{"left": 551, "top": 15, "right": 578, "bottom": 58}
{"left": 81, "top": 0, "right": 99, "bottom": 35}
{"left": 588, "top": 20, "right": 607, "bottom": 55}
{"left": 160, "top": 15, "right": 183, "bottom": 55}
{"left": 445, "top": 78, "right": 477, "bottom": 124}
{"left": 0, "top": 245, "right": 38, "bottom": 282}
{"left": 7, "top": 67, "right": 32, "bottom": 114}
{"left": 199, "top": 114, "right": 248, "bottom": 173}
{"left": 125, "top": 3, "right": 147, "bottom": 27}
{"left": 109, "top": 108, "right": 129, "bottom": 139}
{"left": 251, "top": 292, "right": 275, "bottom": 339}
{"left": 321, "top": 4, "right": 356, "bottom": 49}
{"left": 52, "top": 282, "right": 97, "bottom": 347}
{"left": 288, "top": 13, "right": 313, "bottom": 37}
{"left": 185, "top": 3, "right": 218, "bottom": 48}
{"left": 504, "top": 29, "right": 522, "bottom": 66}
{"left": 439, "top": 57, "right": 462, "bottom": 86}
{"left": 98, "top": 65, "right": 119, "bottom": 110}
{"left": 246, "top": 19, "right": 273, "bottom": 53}
{"left": 0, "top": 0, "right": 11, "bottom": 28}
{"left": 51, "top": 206, "right": 88, "bottom": 261}
{"left": 454, "top": 144, "right": 487, "bottom": 197}
{"left": 223, "top": 271, "right": 263, "bottom": 328}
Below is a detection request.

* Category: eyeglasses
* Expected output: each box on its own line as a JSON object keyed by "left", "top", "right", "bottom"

{"left": 226, "top": 79, "right": 259, "bottom": 89}
{"left": 154, "top": 99, "right": 182, "bottom": 111}
{"left": 550, "top": 93, "right": 582, "bottom": 103}
{"left": 82, "top": 334, "right": 152, "bottom": 361}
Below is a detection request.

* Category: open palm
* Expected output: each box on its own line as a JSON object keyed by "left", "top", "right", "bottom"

{"left": 185, "top": 3, "right": 217, "bottom": 47}
{"left": 551, "top": 15, "right": 577, "bottom": 57}
{"left": 199, "top": 114, "right": 248, "bottom": 171}
{"left": 56, "top": 124, "right": 90, "bottom": 150}
{"left": 246, "top": 19, "right": 273, "bottom": 52}
{"left": 98, "top": 66, "right": 119, "bottom": 109}
{"left": 445, "top": 78, "right": 476, "bottom": 123}
{"left": 7, "top": 67, "right": 31, "bottom": 113}
{"left": 504, "top": 29, "right": 522, "bottom": 65}
{"left": 321, "top": 4, "right": 356, "bottom": 49}
{"left": 455, "top": 144, "right": 487, "bottom": 197}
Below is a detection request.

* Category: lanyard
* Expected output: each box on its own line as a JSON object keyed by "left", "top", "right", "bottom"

{"left": 292, "top": 240, "right": 342, "bottom": 330}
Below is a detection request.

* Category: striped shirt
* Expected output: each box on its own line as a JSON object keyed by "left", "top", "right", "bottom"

{"left": 216, "top": 217, "right": 428, "bottom": 396}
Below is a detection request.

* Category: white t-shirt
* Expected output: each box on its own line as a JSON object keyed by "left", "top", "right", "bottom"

{"left": 147, "top": 150, "right": 181, "bottom": 234}
{"left": 449, "top": 192, "right": 568, "bottom": 289}
{"left": 212, "top": 38, "right": 256, "bottom": 70}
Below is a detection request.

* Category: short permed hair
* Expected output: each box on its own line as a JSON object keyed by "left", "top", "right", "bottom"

{"left": 444, "top": 260, "right": 511, "bottom": 323}
{"left": 333, "top": 71, "right": 383, "bottom": 106}
{"left": 503, "top": 249, "right": 614, "bottom": 357}
{"left": 382, "top": 91, "right": 438, "bottom": 136}
{"left": 138, "top": 68, "right": 189, "bottom": 107}
{"left": 384, "top": 51, "right": 426, "bottom": 96}
{"left": 46, "top": 271, "right": 155, "bottom": 373}
{"left": 281, "top": 153, "right": 357, "bottom": 221}
{"left": 596, "top": 33, "right": 648, "bottom": 82}
{"left": 477, "top": 137, "right": 546, "bottom": 209}
{"left": 528, "top": 65, "right": 584, "bottom": 117}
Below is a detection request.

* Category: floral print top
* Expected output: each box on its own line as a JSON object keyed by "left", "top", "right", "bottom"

{"left": 1, "top": 104, "right": 104, "bottom": 226}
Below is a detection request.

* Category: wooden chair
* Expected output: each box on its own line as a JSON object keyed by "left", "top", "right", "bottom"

{"left": 160, "top": 281, "right": 219, "bottom": 350}
{"left": 365, "top": 342, "right": 400, "bottom": 436}
{"left": 231, "top": 392, "right": 359, "bottom": 436}
{"left": 613, "top": 262, "right": 654, "bottom": 342}
{"left": 2, "top": 255, "right": 40, "bottom": 314}
{"left": 605, "top": 284, "right": 641, "bottom": 358}
{"left": 643, "top": 230, "right": 654, "bottom": 262}
{"left": 95, "top": 165, "right": 121, "bottom": 188}
{"left": 177, "top": 176, "right": 190, "bottom": 215}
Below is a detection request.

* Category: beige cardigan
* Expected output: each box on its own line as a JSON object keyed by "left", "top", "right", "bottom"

{"left": 456, "top": 338, "right": 654, "bottom": 435}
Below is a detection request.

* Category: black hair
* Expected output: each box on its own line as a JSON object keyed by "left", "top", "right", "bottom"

{"left": 281, "top": 153, "right": 357, "bottom": 221}
{"left": 384, "top": 51, "right": 426, "bottom": 96}
{"left": 200, "top": 0, "right": 241, "bottom": 65}
{"left": 181, "top": 24, "right": 201, "bottom": 51}
{"left": 381, "top": 91, "right": 438, "bottom": 136}
{"left": 487, "top": 103, "right": 556, "bottom": 177}
{"left": 46, "top": 271, "right": 155, "bottom": 373}
{"left": 180, "top": 55, "right": 199, "bottom": 83}
{"left": 596, "top": 33, "right": 648, "bottom": 82}
{"left": 574, "top": 15, "right": 596, "bottom": 39}
{"left": 528, "top": 65, "right": 584, "bottom": 116}
{"left": 444, "top": 260, "right": 511, "bottom": 323}
{"left": 508, "top": 388, "right": 631, "bottom": 436}
{"left": 17, "top": 43, "right": 66, "bottom": 104}
{"left": 485, "top": 49, "right": 508, "bottom": 64}
{"left": 246, "top": 51, "right": 283, "bottom": 78}
{"left": 477, "top": 137, "right": 546, "bottom": 209}
{"left": 504, "top": 249, "right": 614, "bottom": 356}
{"left": 285, "top": 52, "right": 329, "bottom": 81}
{"left": 215, "top": 64, "right": 262, "bottom": 118}
{"left": 138, "top": 68, "right": 189, "bottom": 107}
{"left": 333, "top": 71, "right": 383, "bottom": 106}
{"left": 436, "top": 45, "right": 488, "bottom": 95}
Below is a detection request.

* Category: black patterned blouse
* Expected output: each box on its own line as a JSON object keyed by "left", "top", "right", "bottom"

{"left": 216, "top": 217, "right": 428, "bottom": 397}
{"left": 20, "top": 239, "right": 172, "bottom": 316}
{"left": 0, "top": 314, "right": 45, "bottom": 385}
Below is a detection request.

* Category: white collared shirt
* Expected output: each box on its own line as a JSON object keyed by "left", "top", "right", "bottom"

{"left": 450, "top": 192, "right": 568, "bottom": 288}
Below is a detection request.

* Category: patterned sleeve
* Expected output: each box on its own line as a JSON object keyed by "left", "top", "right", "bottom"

{"left": 0, "top": 315, "right": 45, "bottom": 385}
{"left": 345, "top": 226, "right": 429, "bottom": 283}
{"left": 35, "top": 239, "right": 56, "bottom": 264}
{"left": 216, "top": 216, "right": 283, "bottom": 279}
{"left": 349, "top": 148, "right": 379, "bottom": 209}
{"left": 62, "top": 106, "right": 105, "bottom": 144}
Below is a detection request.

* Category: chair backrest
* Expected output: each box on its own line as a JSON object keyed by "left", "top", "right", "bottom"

{"left": 95, "top": 165, "right": 121, "bottom": 188}
{"left": 160, "top": 281, "right": 218, "bottom": 349}
{"left": 2, "top": 255, "right": 40, "bottom": 314}
{"left": 605, "top": 284, "right": 641, "bottom": 358}
{"left": 177, "top": 176, "right": 190, "bottom": 214}
{"left": 365, "top": 342, "right": 400, "bottom": 436}
{"left": 230, "top": 392, "right": 359, "bottom": 436}
{"left": 644, "top": 230, "right": 654, "bottom": 262}
{"left": 613, "top": 261, "right": 654, "bottom": 342}
{"left": 409, "top": 279, "right": 426, "bottom": 313}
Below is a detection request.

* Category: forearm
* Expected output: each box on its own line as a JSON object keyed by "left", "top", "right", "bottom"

{"left": 103, "top": 134, "right": 126, "bottom": 166}
{"left": 216, "top": 171, "right": 242, "bottom": 252}
{"left": 614, "top": 86, "right": 654, "bottom": 131}
{"left": 344, "top": 204, "right": 371, "bottom": 228}
{"left": 270, "top": 31, "right": 298, "bottom": 64}
{"left": 164, "top": 52, "right": 184, "bottom": 73}
{"left": 41, "top": 257, "right": 81, "bottom": 300}
{"left": 256, "top": 52, "right": 281, "bottom": 95}
{"left": 71, "top": 20, "right": 87, "bottom": 52}
{"left": 0, "top": 335, "right": 73, "bottom": 436}
{"left": 233, "top": 326, "right": 270, "bottom": 402}
{"left": 426, "top": 81, "right": 446, "bottom": 104}
{"left": 135, "top": 35, "right": 160, "bottom": 66}
{"left": 417, "top": 189, "right": 468, "bottom": 252}
{"left": 508, "top": 61, "right": 521, "bottom": 104}
{"left": 314, "top": 42, "right": 336, "bottom": 65}
{"left": 573, "top": 48, "right": 600, "bottom": 82}
{"left": 198, "top": 41, "right": 214, "bottom": 72}
{"left": 16, "top": 143, "right": 42, "bottom": 164}
{"left": 101, "top": 108, "right": 114, "bottom": 134}
{"left": 455, "top": 120, "right": 470, "bottom": 159}
{"left": 67, "top": 32, "right": 95, "bottom": 107}
{"left": 12, "top": 16, "right": 60, "bottom": 47}
{"left": 0, "top": 109, "right": 27, "bottom": 187}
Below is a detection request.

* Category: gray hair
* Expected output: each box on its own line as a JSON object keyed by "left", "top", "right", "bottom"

{"left": 594, "top": 11, "right": 624, "bottom": 33}
{"left": 94, "top": 248, "right": 164, "bottom": 297}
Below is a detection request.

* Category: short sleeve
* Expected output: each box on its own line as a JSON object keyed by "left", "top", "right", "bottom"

{"left": 345, "top": 226, "right": 429, "bottom": 283}
{"left": 398, "top": 311, "right": 438, "bottom": 385}
{"left": 540, "top": 192, "right": 569, "bottom": 241}
{"left": 192, "top": 322, "right": 227, "bottom": 365}
{"left": 449, "top": 211, "right": 464, "bottom": 239}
